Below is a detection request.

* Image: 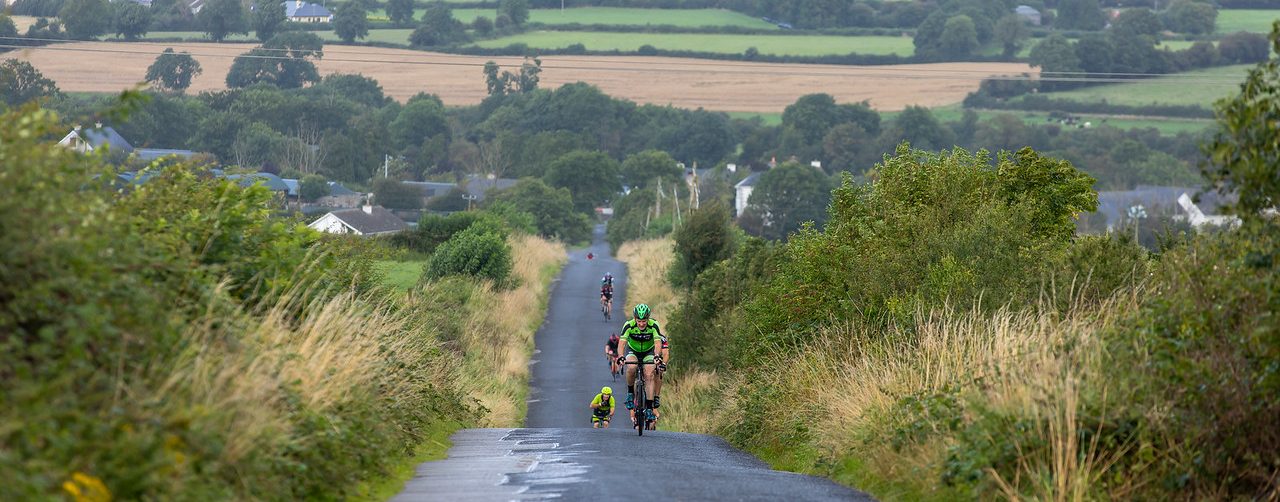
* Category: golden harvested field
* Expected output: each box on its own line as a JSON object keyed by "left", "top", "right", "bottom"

{"left": 5, "top": 41, "right": 1036, "bottom": 112}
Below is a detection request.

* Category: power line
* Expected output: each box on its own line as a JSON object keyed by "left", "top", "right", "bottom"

{"left": 0, "top": 38, "right": 1248, "bottom": 84}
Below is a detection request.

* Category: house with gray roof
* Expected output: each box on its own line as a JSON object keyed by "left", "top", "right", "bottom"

{"left": 308, "top": 205, "right": 408, "bottom": 236}
{"left": 1090, "top": 185, "right": 1237, "bottom": 233}
{"left": 462, "top": 174, "right": 518, "bottom": 202}
{"left": 58, "top": 124, "right": 194, "bottom": 161}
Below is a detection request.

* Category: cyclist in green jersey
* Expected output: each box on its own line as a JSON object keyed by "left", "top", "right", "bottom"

{"left": 590, "top": 386, "right": 615, "bottom": 428}
{"left": 615, "top": 303, "right": 665, "bottom": 423}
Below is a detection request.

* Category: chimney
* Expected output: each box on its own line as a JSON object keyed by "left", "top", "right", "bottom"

{"left": 73, "top": 124, "right": 82, "bottom": 131}
{"left": 362, "top": 204, "right": 373, "bottom": 214}
{"left": 94, "top": 122, "right": 103, "bottom": 129}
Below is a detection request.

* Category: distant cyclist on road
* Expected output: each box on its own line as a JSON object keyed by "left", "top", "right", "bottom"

{"left": 604, "top": 333, "right": 621, "bottom": 376}
{"left": 591, "top": 386, "right": 615, "bottom": 428}
{"left": 616, "top": 304, "right": 664, "bottom": 424}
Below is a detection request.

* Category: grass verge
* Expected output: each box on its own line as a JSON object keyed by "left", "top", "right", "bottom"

{"left": 471, "top": 32, "right": 915, "bottom": 56}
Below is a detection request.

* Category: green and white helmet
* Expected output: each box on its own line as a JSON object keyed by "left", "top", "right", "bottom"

{"left": 633, "top": 303, "right": 651, "bottom": 320}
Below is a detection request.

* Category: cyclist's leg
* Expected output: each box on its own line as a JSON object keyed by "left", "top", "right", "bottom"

{"left": 641, "top": 354, "right": 657, "bottom": 403}
{"left": 624, "top": 349, "right": 638, "bottom": 408}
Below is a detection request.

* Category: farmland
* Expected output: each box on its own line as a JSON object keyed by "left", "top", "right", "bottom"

{"left": 1024, "top": 64, "right": 1252, "bottom": 108}
{"left": 472, "top": 31, "right": 915, "bottom": 56}
{"left": 4, "top": 41, "right": 1031, "bottom": 112}
{"left": 371, "top": 7, "right": 778, "bottom": 29}
{"left": 1215, "top": 9, "right": 1280, "bottom": 33}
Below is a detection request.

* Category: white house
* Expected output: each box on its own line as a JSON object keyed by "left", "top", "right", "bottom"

{"left": 308, "top": 205, "right": 408, "bottom": 236}
{"left": 734, "top": 172, "right": 763, "bottom": 217}
{"left": 58, "top": 123, "right": 195, "bottom": 160}
{"left": 284, "top": 0, "right": 333, "bottom": 22}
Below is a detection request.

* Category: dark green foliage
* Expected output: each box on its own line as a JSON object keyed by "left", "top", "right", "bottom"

{"left": 1055, "top": 0, "right": 1105, "bottom": 31}
{"left": 744, "top": 161, "right": 832, "bottom": 240}
{"left": 145, "top": 48, "right": 202, "bottom": 92}
{"left": 1218, "top": 31, "right": 1270, "bottom": 64}
{"left": 197, "top": 0, "right": 247, "bottom": 42}
{"left": 488, "top": 178, "right": 591, "bottom": 243}
{"left": 671, "top": 202, "right": 735, "bottom": 289}
{"left": 226, "top": 32, "right": 324, "bottom": 89}
{"left": 58, "top": 0, "right": 109, "bottom": 39}
{"left": 423, "top": 225, "right": 513, "bottom": 286}
{"left": 251, "top": 0, "right": 285, "bottom": 42}
{"left": 372, "top": 177, "right": 422, "bottom": 209}
{"left": 498, "top": 0, "right": 529, "bottom": 26}
{"left": 112, "top": 1, "right": 151, "bottom": 39}
{"left": 386, "top": 0, "right": 414, "bottom": 24}
{"left": 543, "top": 150, "right": 620, "bottom": 213}
{"left": 410, "top": 2, "right": 469, "bottom": 47}
{"left": 1205, "top": 24, "right": 1280, "bottom": 219}
{"left": 620, "top": 149, "right": 682, "bottom": 189}
{"left": 1162, "top": 0, "right": 1217, "bottom": 35}
{"left": 333, "top": 1, "right": 369, "bottom": 43}
{"left": 300, "top": 174, "right": 328, "bottom": 201}
{"left": 0, "top": 59, "right": 60, "bottom": 107}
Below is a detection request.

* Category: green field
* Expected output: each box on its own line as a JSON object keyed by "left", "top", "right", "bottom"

{"left": 374, "top": 260, "right": 424, "bottom": 292}
{"left": 1025, "top": 64, "right": 1251, "bottom": 108}
{"left": 366, "top": 7, "right": 777, "bottom": 29}
{"left": 141, "top": 29, "right": 415, "bottom": 44}
{"left": 1158, "top": 39, "right": 1198, "bottom": 51}
{"left": 472, "top": 31, "right": 914, "bottom": 56}
{"left": 732, "top": 106, "right": 1211, "bottom": 135}
{"left": 727, "top": 111, "right": 782, "bottom": 125}
{"left": 1216, "top": 9, "right": 1280, "bottom": 33}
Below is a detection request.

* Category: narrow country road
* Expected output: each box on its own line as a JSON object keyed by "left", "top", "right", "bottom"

{"left": 392, "top": 225, "right": 873, "bottom": 501}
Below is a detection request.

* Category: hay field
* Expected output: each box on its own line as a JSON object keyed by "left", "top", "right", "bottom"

{"left": 4, "top": 41, "right": 1035, "bottom": 112}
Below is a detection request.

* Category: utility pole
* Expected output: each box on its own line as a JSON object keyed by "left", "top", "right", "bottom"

{"left": 384, "top": 154, "right": 389, "bottom": 178}
{"left": 655, "top": 177, "right": 662, "bottom": 218}
{"left": 672, "top": 185, "right": 681, "bottom": 227}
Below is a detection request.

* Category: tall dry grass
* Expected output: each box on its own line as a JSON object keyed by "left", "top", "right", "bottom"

{"left": 409, "top": 234, "right": 566, "bottom": 426}
{"left": 745, "top": 292, "right": 1143, "bottom": 500}
{"left": 160, "top": 285, "right": 458, "bottom": 479}
{"left": 616, "top": 237, "right": 679, "bottom": 318}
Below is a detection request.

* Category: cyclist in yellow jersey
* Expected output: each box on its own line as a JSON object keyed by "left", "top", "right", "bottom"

{"left": 590, "top": 386, "right": 615, "bottom": 428}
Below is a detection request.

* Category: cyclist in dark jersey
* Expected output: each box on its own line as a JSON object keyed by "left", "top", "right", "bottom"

{"left": 604, "top": 333, "right": 621, "bottom": 375}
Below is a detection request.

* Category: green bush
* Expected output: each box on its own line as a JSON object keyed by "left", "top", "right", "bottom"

{"left": 422, "top": 225, "right": 513, "bottom": 286}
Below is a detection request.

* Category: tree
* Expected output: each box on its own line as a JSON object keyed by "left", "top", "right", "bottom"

{"left": 386, "top": 0, "right": 415, "bottom": 24}
{"left": 423, "top": 225, "right": 512, "bottom": 285}
{"left": 1162, "top": 0, "right": 1217, "bottom": 35}
{"left": 410, "top": 2, "right": 468, "bottom": 47}
{"left": 1, "top": 59, "right": 60, "bottom": 107}
{"left": 822, "top": 122, "right": 875, "bottom": 174}
{"left": 1204, "top": 24, "right": 1280, "bottom": 218}
{"left": 198, "top": 0, "right": 248, "bottom": 42}
{"left": 621, "top": 149, "right": 682, "bottom": 189}
{"left": 672, "top": 202, "right": 734, "bottom": 287}
{"left": 994, "top": 13, "right": 1029, "bottom": 58}
{"left": 58, "top": 0, "right": 111, "bottom": 39}
{"left": 481, "top": 56, "right": 541, "bottom": 96}
{"left": 230, "top": 121, "right": 285, "bottom": 167}
{"left": 489, "top": 178, "right": 591, "bottom": 242}
{"left": 313, "top": 73, "right": 388, "bottom": 107}
{"left": 746, "top": 161, "right": 832, "bottom": 240}
{"left": 390, "top": 97, "right": 449, "bottom": 151}
{"left": 543, "top": 150, "right": 621, "bottom": 213}
{"left": 372, "top": 178, "right": 423, "bottom": 209}
{"left": 472, "top": 16, "right": 494, "bottom": 35}
{"left": 145, "top": 48, "right": 202, "bottom": 92}
{"left": 1029, "top": 35, "right": 1083, "bottom": 91}
{"left": 1219, "top": 31, "right": 1270, "bottom": 64}
{"left": 226, "top": 32, "right": 324, "bottom": 89}
{"left": 498, "top": 0, "right": 529, "bottom": 26}
{"left": 0, "top": 15, "right": 17, "bottom": 42}
{"left": 299, "top": 174, "right": 329, "bottom": 202}
{"left": 939, "top": 15, "right": 980, "bottom": 58}
{"left": 333, "top": 1, "right": 369, "bottom": 43}
{"left": 1055, "top": 0, "right": 1105, "bottom": 31}
{"left": 113, "top": 1, "right": 152, "bottom": 40}
{"left": 880, "top": 106, "right": 954, "bottom": 152}
{"left": 251, "top": 0, "right": 286, "bottom": 42}
{"left": 1113, "top": 8, "right": 1162, "bottom": 39}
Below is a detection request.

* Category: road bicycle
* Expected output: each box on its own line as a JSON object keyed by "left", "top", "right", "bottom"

{"left": 601, "top": 296, "right": 612, "bottom": 322}
{"left": 624, "top": 359, "right": 657, "bottom": 435}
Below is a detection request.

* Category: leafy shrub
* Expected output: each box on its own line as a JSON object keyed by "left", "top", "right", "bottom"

{"left": 422, "top": 225, "right": 513, "bottom": 286}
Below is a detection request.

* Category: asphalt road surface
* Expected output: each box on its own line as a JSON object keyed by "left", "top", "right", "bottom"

{"left": 392, "top": 225, "right": 873, "bottom": 501}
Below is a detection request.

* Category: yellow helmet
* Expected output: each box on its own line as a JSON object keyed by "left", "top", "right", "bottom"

{"left": 601, "top": 386, "right": 612, "bottom": 395}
